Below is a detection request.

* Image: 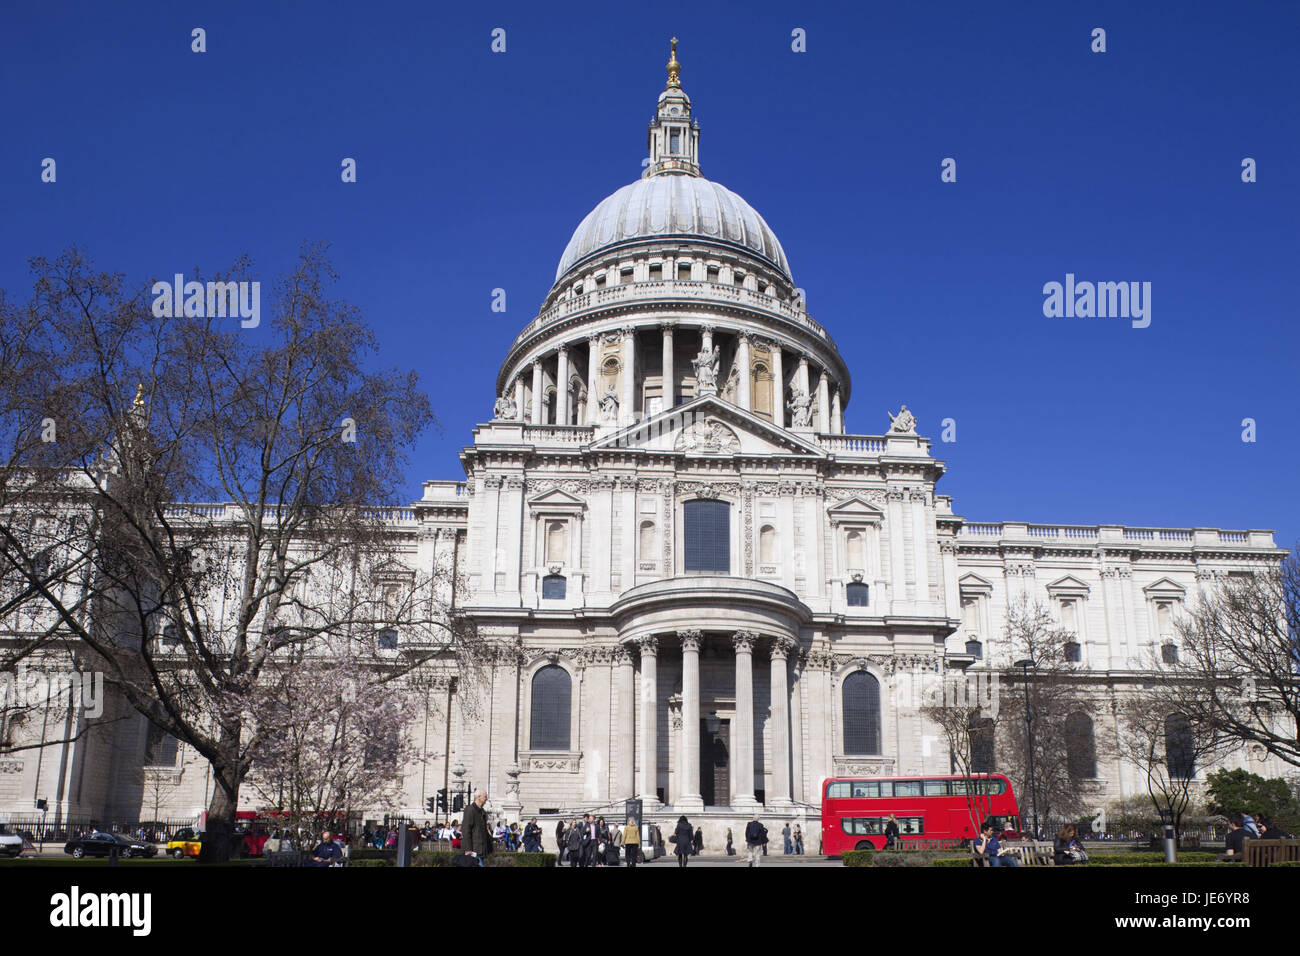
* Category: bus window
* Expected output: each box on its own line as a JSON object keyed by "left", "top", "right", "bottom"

{"left": 850, "top": 781, "right": 880, "bottom": 798}
{"left": 841, "top": 817, "right": 883, "bottom": 835}
{"left": 826, "top": 781, "right": 850, "bottom": 799}
{"left": 923, "top": 779, "right": 949, "bottom": 796}
{"left": 893, "top": 780, "right": 922, "bottom": 797}
{"left": 898, "top": 817, "right": 925, "bottom": 835}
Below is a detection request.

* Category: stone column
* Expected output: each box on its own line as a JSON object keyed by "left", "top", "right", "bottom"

{"left": 768, "top": 636, "right": 795, "bottom": 806}
{"left": 530, "top": 360, "right": 543, "bottom": 425}
{"left": 586, "top": 335, "right": 600, "bottom": 424}
{"left": 661, "top": 323, "right": 674, "bottom": 411}
{"left": 700, "top": 324, "right": 714, "bottom": 354}
{"left": 619, "top": 327, "right": 637, "bottom": 425}
{"left": 887, "top": 490, "right": 907, "bottom": 608}
{"left": 732, "top": 630, "right": 757, "bottom": 808}
{"left": 736, "top": 332, "right": 751, "bottom": 410}
{"left": 636, "top": 636, "right": 659, "bottom": 805}
{"left": 615, "top": 645, "right": 636, "bottom": 801}
{"left": 771, "top": 343, "right": 784, "bottom": 428}
{"left": 796, "top": 355, "right": 810, "bottom": 396}
{"left": 831, "top": 389, "right": 843, "bottom": 434}
{"left": 677, "top": 630, "right": 704, "bottom": 811}
{"left": 513, "top": 375, "right": 524, "bottom": 421}
{"left": 555, "top": 346, "right": 570, "bottom": 426}
{"left": 817, "top": 371, "right": 831, "bottom": 432}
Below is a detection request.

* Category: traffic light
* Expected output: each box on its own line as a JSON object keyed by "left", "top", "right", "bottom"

{"left": 426, "top": 797, "right": 436, "bottom": 815}
{"left": 436, "top": 789, "right": 448, "bottom": 813}
{"left": 452, "top": 791, "right": 464, "bottom": 813}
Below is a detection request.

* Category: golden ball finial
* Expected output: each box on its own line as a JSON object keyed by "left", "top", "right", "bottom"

{"left": 132, "top": 382, "right": 146, "bottom": 408}
{"left": 666, "top": 36, "right": 681, "bottom": 88}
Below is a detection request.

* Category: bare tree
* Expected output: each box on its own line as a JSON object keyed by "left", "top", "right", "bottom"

{"left": 996, "top": 595, "right": 1110, "bottom": 831}
{"left": 1164, "top": 554, "right": 1300, "bottom": 768}
{"left": 245, "top": 653, "right": 427, "bottom": 846}
{"left": 1115, "top": 693, "right": 1225, "bottom": 838}
{"left": 0, "top": 245, "right": 481, "bottom": 860}
{"left": 921, "top": 695, "right": 1001, "bottom": 839}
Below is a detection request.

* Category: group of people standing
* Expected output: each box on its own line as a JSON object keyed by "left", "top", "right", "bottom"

{"left": 557, "top": 814, "right": 643, "bottom": 867}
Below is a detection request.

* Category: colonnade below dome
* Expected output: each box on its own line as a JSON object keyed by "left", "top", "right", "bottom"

{"left": 505, "top": 322, "right": 846, "bottom": 433}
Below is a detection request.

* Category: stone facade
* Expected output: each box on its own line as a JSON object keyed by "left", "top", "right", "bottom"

{"left": 0, "top": 48, "right": 1289, "bottom": 848}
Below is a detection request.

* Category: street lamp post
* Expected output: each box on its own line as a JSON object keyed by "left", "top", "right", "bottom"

{"left": 1014, "top": 658, "right": 1039, "bottom": 839}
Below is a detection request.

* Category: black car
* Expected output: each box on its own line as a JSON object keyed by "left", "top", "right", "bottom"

{"left": 63, "top": 832, "right": 158, "bottom": 859}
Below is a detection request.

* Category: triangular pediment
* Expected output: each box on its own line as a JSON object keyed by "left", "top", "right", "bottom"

{"left": 587, "top": 396, "right": 827, "bottom": 458}
{"left": 1045, "top": 574, "right": 1091, "bottom": 596}
{"left": 527, "top": 487, "right": 586, "bottom": 509}
{"left": 958, "top": 572, "right": 995, "bottom": 595}
{"left": 1143, "top": 576, "right": 1186, "bottom": 597}
{"left": 826, "top": 495, "right": 885, "bottom": 523}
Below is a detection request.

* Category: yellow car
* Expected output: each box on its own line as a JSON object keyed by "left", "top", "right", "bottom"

{"left": 166, "top": 828, "right": 202, "bottom": 859}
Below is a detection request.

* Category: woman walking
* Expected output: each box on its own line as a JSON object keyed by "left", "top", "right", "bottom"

{"left": 622, "top": 817, "right": 641, "bottom": 868}
{"left": 692, "top": 826, "right": 704, "bottom": 856}
{"left": 673, "top": 816, "right": 694, "bottom": 868}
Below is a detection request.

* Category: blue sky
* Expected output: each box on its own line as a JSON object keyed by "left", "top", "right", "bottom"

{"left": 2, "top": 1, "right": 1296, "bottom": 547}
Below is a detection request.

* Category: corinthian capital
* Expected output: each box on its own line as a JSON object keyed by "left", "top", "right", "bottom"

{"left": 633, "top": 635, "right": 658, "bottom": 657}
{"left": 732, "top": 630, "right": 757, "bottom": 653}
{"left": 677, "top": 629, "right": 703, "bottom": 652}
{"left": 769, "top": 635, "right": 796, "bottom": 659}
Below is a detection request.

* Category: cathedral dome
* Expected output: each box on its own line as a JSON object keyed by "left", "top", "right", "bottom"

{"left": 555, "top": 175, "right": 791, "bottom": 283}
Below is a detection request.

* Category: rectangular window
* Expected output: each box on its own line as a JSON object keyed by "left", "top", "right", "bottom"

{"left": 677, "top": 263, "right": 691, "bottom": 281}
{"left": 649, "top": 263, "right": 663, "bottom": 281}
{"left": 850, "top": 781, "right": 880, "bottom": 798}
{"left": 892, "top": 780, "right": 923, "bottom": 797}
{"left": 683, "top": 499, "right": 730, "bottom": 573}
{"left": 826, "top": 781, "right": 850, "bottom": 799}
{"left": 923, "top": 779, "right": 949, "bottom": 796}
{"left": 669, "top": 129, "right": 680, "bottom": 153}
{"left": 542, "top": 575, "right": 567, "bottom": 600}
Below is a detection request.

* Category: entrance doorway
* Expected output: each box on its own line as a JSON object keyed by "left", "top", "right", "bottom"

{"left": 701, "top": 718, "right": 730, "bottom": 807}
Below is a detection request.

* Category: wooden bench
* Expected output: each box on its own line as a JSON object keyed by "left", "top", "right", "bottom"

{"left": 265, "top": 850, "right": 306, "bottom": 867}
{"left": 1243, "top": 838, "right": 1300, "bottom": 866}
{"left": 971, "top": 840, "right": 1055, "bottom": 867}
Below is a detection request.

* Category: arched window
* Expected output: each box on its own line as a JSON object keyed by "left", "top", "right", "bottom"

{"left": 846, "top": 582, "right": 869, "bottom": 606}
{"left": 545, "top": 520, "right": 567, "bottom": 565}
{"left": 846, "top": 529, "right": 865, "bottom": 569}
{"left": 759, "top": 525, "right": 775, "bottom": 564}
{"left": 842, "top": 671, "right": 881, "bottom": 755}
{"left": 1065, "top": 712, "right": 1096, "bottom": 779}
{"left": 965, "top": 638, "right": 983, "bottom": 659}
{"left": 1165, "top": 713, "right": 1195, "bottom": 779}
{"left": 639, "top": 520, "right": 655, "bottom": 559}
{"left": 683, "top": 499, "right": 729, "bottom": 573}
{"left": 542, "top": 574, "right": 566, "bottom": 599}
{"left": 970, "top": 716, "right": 995, "bottom": 773}
{"left": 530, "top": 665, "right": 571, "bottom": 751}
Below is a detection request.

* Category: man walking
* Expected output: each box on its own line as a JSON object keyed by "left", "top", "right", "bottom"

{"left": 782, "top": 822, "right": 792, "bottom": 855}
{"left": 582, "top": 813, "right": 599, "bottom": 867}
{"left": 744, "top": 814, "right": 767, "bottom": 867}
{"left": 462, "top": 789, "right": 492, "bottom": 866}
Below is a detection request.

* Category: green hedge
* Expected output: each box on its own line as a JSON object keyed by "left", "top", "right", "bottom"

{"left": 347, "top": 858, "right": 392, "bottom": 868}
{"left": 1090, "top": 852, "right": 1219, "bottom": 865}
{"left": 348, "top": 849, "right": 396, "bottom": 862}
{"left": 841, "top": 850, "right": 873, "bottom": 867}
{"left": 870, "top": 850, "right": 940, "bottom": 867}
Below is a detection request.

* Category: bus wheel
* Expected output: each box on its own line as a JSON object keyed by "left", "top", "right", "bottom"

{"left": 855, "top": 841, "right": 873, "bottom": 851}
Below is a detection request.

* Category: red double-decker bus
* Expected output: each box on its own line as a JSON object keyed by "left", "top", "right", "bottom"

{"left": 821, "top": 773, "right": 1021, "bottom": 855}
